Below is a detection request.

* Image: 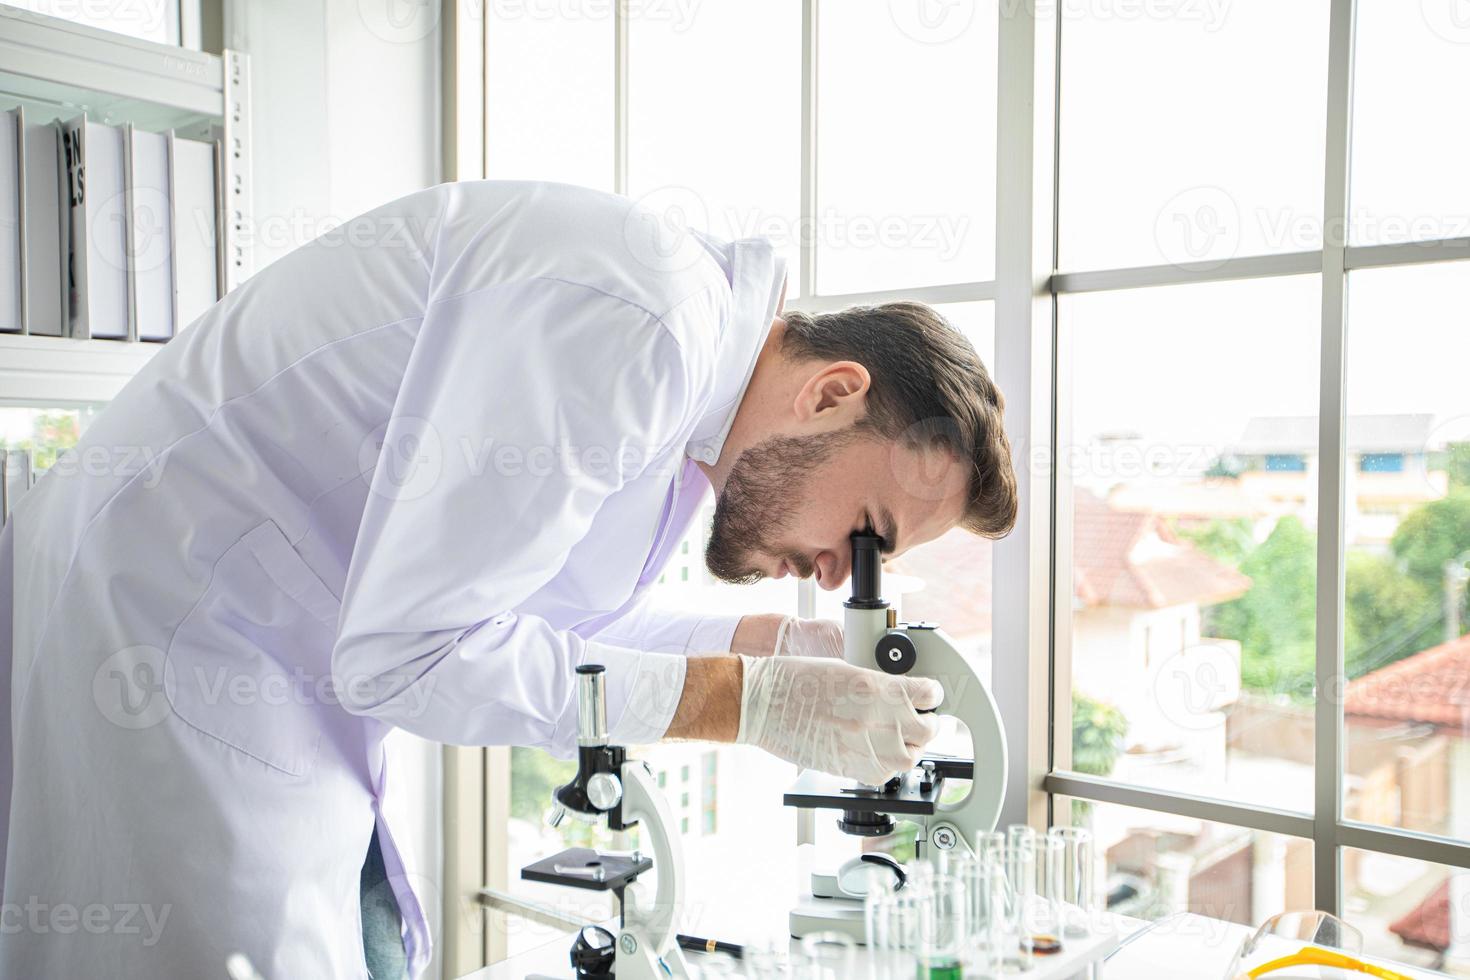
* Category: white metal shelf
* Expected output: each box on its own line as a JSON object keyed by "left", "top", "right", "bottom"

{"left": 0, "top": 5, "right": 252, "bottom": 403}
{"left": 0, "top": 332, "right": 160, "bottom": 404}
{"left": 0, "top": 5, "right": 222, "bottom": 135}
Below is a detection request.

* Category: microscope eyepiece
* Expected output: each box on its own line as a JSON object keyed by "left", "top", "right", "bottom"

{"left": 846, "top": 531, "right": 888, "bottom": 610}
{"left": 575, "top": 664, "right": 609, "bottom": 747}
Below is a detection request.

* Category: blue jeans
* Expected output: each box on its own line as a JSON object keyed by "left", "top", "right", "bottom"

{"left": 360, "top": 830, "right": 409, "bottom": 980}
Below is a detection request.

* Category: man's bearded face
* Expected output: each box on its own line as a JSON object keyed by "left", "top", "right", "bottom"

{"left": 704, "top": 430, "right": 852, "bottom": 585}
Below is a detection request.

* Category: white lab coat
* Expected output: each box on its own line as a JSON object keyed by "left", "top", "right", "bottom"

{"left": 0, "top": 180, "right": 785, "bottom": 978}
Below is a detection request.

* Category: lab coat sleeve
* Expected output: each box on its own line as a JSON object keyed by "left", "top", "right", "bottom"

{"left": 332, "top": 278, "right": 700, "bottom": 755}
{"left": 593, "top": 595, "right": 744, "bottom": 658}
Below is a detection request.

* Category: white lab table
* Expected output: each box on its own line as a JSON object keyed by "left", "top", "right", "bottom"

{"left": 459, "top": 925, "right": 1116, "bottom": 979}
{"left": 459, "top": 912, "right": 1451, "bottom": 979}
{"left": 1102, "top": 913, "right": 1451, "bottom": 979}
{"left": 464, "top": 840, "right": 1122, "bottom": 979}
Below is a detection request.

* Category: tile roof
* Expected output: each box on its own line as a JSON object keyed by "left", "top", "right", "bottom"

{"left": 887, "top": 493, "right": 1251, "bottom": 635}
{"left": 1071, "top": 491, "right": 1251, "bottom": 610}
{"left": 1345, "top": 633, "right": 1470, "bottom": 730}
{"left": 1107, "top": 480, "right": 1266, "bottom": 522}
{"left": 1389, "top": 878, "right": 1450, "bottom": 952}
{"left": 887, "top": 529, "right": 992, "bottom": 638}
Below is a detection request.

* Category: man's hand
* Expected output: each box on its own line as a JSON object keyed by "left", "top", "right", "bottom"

{"left": 730, "top": 614, "right": 844, "bottom": 658}
{"left": 734, "top": 654, "right": 942, "bottom": 785}
{"left": 775, "top": 618, "right": 843, "bottom": 658}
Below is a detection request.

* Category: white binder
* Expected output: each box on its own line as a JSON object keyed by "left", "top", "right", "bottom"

{"left": 0, "top": 108, "right": 20, "bottom": 333}
{"left": 20, "top": 111, "right": 66, "bottom": 337}
{"left": 170, "top": 134, "right": 219, "bottom": 332}
{"left": 126, "top": 126, "right": 175, "bottom": 342}
{"left": 63, "top": 115, "right": 130, "bottom": 340}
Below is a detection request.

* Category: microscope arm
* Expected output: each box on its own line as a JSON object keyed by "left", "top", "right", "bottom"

{"left": 617, "top": 761, "right": 690, "bottom": 977}
{"left": 906, "top": 626, "right": 1008, "bottom": 848}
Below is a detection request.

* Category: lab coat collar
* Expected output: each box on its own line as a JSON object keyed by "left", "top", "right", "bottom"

{"left": 684, "top": 232, "right": 788, "bottom": 466}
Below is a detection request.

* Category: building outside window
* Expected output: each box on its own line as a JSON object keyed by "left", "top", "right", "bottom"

{"left": 701, "top": 752, "right": 718, "bottom": 836}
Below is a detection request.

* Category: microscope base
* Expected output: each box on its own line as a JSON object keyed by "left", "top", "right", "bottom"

{"left": 616, "top": 933, "right": 690, "bottom": 980}
{"left": 790, "top": 893, "right": 869, "bottom": 944}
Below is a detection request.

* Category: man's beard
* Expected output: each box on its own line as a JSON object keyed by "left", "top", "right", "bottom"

{"left": 704, "top": 429, "right": 855, "bottom": 585}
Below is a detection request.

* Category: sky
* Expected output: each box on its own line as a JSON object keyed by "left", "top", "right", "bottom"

{"left": 480, "top": 0, "right": 1468, "bottom": 457}
{"left": 1058, "top": 0, "right": 1470, "bottom": 450}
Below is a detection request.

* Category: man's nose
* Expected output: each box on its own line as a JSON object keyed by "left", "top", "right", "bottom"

{"left": 814, "top": 551, "right": 850, "bottom": 591}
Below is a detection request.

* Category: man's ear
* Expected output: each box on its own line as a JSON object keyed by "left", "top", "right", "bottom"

{"left": 794, "top": 361, "right": 870, "bottom": 423}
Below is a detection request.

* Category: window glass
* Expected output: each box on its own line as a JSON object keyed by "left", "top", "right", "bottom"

{"left": 1349, "top": 0, "right": 1470, "bottom": 245}
{"left": 1342, "top": 262, "right": 1470, "bottom": 836}
{"left": 1057, "top": 797, "right": 1313, "bottom": 925}
{"left": 815, "top": 1, "right": 996, "bottom": 293}
{"left": 627, "top": 0, "right": 801, "bottom": 294}
{"left": 0, "top": 0, "right": 179, "bottom": 45}
{"left": 485, "top": 6, "right": 614, "bottom": 189}
{"left": 1343, "top": 849, "right": 1470, "bottom": 972}
{"left": 1057, "top": 277, "right": 1321, "bottom": 808}
{"left": 0, "top": 403, "right": 101, "bottom": 470}
{"left": 1058, "top": 0, "right": 1328, "bottom": 270}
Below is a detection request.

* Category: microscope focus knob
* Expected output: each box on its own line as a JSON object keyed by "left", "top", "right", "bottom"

{"left": 586, "top": 771, "right": 623, "bottom": 811}
{"left": 874, "top": 632, "right": 917, "bottom": 675}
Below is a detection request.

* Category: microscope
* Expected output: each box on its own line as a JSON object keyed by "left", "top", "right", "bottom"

{"left": 521, "top": 664, "right": 690, "bottom": 980}
{"left": 784, "top": 532, "right": 1009, "bottom": 942}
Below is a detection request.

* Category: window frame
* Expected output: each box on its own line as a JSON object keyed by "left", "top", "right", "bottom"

{"left": 450, "top": 0, "right": 1470, "bottom": 969}
{"left": 1034, "top": 0, "right": 1470, "bottom": 918}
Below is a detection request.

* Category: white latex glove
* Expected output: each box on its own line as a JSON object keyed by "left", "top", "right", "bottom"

{"left": 774, "top": 616, "right": 844, "bottom": 659}
{"left": 735, "top": 654, "right": 943, "bottom": 785}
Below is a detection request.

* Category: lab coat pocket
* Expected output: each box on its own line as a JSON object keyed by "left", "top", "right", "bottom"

{"left": 164, "top": 520, "right": 342, "bottom": 777}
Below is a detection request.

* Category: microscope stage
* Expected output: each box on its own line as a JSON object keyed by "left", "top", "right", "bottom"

{"left": 520, "top": 846, "right": 653, "bottom": 892}
{"left": 783, "top": 768, "right": 943, "bottom": 815}
{"left": 783, "top": 755, "right": 976, "bottom": 815}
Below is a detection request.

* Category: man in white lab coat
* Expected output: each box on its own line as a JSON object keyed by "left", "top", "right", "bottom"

{"left": 0, "top": 180, "right": 1016, "bottom": 978}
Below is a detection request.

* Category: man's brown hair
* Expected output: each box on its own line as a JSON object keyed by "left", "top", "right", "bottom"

{"left": 780, "top": 301, "right": 1018, "bottom": 539}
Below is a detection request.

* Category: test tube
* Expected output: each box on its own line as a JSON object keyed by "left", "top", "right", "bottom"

{"left": 977, "top": 831, "right": 1006, "bottom": 868}
{"left": 1006, "top": 824, "right": 1037, "bottom": 851}
{"left": 866, "top": 881, "right": 921, "bottom": 980}
{"left": 740, "top": 942, "right": 788, "bottom": 979}
{"left": 917, "top": 870, "right": 965, "bottom": 980}
{"left": 1048, "top": 826, "right": 1097, "bottom": 937}
{"left": 1033, "top": 835, "right": 1066, "bottom": 953}
{"left": 950, "top": 851, "right": 1004, "bottom": 978}
{"left": 999, "top": 843, "right": 1038, "bottom": 970}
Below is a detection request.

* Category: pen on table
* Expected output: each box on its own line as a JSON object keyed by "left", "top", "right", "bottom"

{"left": 676, "top": 933, "right": 744, "bottom": 959}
